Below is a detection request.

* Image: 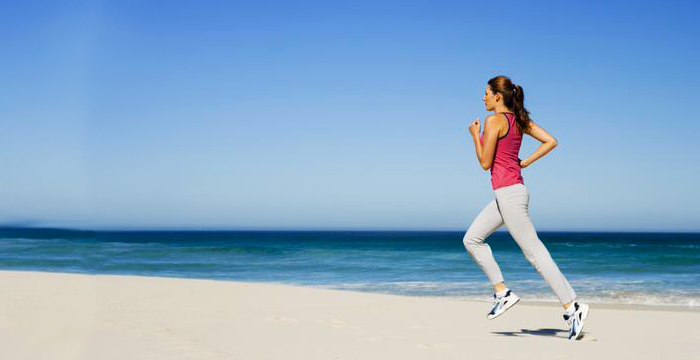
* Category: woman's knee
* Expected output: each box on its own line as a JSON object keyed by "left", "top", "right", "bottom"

{"left": 462, "top": 231, "right": 484, "bottom": 249}
{"left": 462, "top": 232, "right": 474, "bottom": 247}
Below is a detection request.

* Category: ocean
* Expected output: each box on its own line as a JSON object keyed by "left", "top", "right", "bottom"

{"left": 0, "top": 229, "right": 698, "bottom": 308}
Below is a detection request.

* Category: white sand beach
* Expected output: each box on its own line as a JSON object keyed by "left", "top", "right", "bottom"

{"left": 0, "top": 270, "right": 698, "bottom": 360}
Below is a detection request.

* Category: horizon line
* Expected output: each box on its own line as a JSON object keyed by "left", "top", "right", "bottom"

{"left": 0, "top": 226, "right": 698, "bottom": 234}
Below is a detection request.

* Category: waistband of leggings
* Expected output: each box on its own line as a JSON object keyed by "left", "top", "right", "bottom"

{"left": 493, "top": 182, "right": 526, "bottom": 193}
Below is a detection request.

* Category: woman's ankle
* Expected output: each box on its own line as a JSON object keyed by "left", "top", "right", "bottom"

{"left": 492, "top": 282, "right": 508, "bottom": 293}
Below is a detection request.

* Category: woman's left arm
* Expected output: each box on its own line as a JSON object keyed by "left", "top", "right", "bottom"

{"left": 469, "top": 115, "right": 500, "bottom": 170}
{"left": 518, "top": 120, "right": 557, "bottom": 168}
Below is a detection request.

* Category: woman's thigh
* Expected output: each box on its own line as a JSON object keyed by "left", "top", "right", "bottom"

{"left": 494, "top": 184, "right": 540, "bottom": 245}
{"left": 464, "top": 199, "right": 504, "bottom": 242}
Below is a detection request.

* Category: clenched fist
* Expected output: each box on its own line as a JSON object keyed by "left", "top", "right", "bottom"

{"left": 469, "top": 117, "right": 481, "bottom": 137}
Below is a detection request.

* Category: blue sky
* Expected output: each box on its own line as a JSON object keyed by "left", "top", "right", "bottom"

{"left": 1, "top": 0, "right": 699, "bottom": 231}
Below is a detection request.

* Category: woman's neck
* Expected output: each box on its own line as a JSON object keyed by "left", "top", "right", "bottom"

{"left": 493, "top": 105, "right": 512, "bottom": 113}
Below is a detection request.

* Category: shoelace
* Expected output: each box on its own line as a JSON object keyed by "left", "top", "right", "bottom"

{"left": 490, "top": 294, "right": 504, "bottom": 312}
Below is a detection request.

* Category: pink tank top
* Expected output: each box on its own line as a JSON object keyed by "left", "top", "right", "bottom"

{"left": 480, "top": 112, "right": 524, "bottom": 190}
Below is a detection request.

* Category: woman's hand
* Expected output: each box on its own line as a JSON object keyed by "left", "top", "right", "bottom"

{"left": 469, "top": 117, "right": 481, "bottom": 138}
{"left": 519, "top": 158, "right": 530, "bottom": 169}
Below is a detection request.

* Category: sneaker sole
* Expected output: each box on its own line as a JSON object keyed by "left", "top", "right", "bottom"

{"left": 487, "top": 296, "right": 521, "bottom": 320}
{"left": 572, "top": 304, "right": 590, "bottom": 340}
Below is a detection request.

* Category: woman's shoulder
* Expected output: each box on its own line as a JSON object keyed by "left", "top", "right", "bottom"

{"left": 485, "top": 113, "right": 509, "bottom": 123}
{"left": 485, "top": 113, "right": 509, "bottom": 131}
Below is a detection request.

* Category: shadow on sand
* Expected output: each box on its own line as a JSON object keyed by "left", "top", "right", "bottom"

{"left": 492, "top": 328, "right": 573, "bottom": 338}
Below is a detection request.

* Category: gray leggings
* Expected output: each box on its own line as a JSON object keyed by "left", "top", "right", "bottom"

{"left": 462, "top": 183, "right": 577, "bottom": 305}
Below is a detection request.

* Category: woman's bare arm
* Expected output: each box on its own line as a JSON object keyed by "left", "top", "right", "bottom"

{"left": 470, "top": 115, "right": 503, "bottom": 170}
{"left": 520, "top": 120, "right": 557, "bottom": 168}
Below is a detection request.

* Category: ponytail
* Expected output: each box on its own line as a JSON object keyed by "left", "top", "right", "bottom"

{"left": 487, "top": 76, "right": 532, "bottom": 134}
{"left": 510, "top": 84, "right": 532, "bottom": 134}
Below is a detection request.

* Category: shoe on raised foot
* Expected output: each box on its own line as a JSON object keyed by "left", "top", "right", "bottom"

{"left": 563, "top": 301, "right": 590, "bottom": 340}
{"left": 487, "top": 290, "right": 520, "bottom": 320}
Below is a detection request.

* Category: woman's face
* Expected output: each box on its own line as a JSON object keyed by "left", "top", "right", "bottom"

{"left": 483, "top": 85, "right": 498, "bottom": 111}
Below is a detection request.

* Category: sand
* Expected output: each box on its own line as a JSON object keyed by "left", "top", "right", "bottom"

{"left": 0, "top": 270, "right": 698, "bottom": 360}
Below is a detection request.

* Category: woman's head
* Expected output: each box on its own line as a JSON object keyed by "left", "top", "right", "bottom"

{"left": 483, "top": 75, "right": 532, "bottom": 133}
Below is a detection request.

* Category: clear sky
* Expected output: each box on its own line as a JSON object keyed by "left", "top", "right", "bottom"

{"left": 1, "top": 0, "right": 699, "bottom": 231}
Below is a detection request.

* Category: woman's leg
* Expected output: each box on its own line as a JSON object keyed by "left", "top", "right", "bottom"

{"left": 463, "top": 199, "right": 506, "bottom": 288}
{"left": 494, "top": 183, "right": 577, "bottom": 306}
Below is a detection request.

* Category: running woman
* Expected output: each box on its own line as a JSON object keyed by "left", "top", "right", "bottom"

{"left": 463, "top": 75, "right": 589, "bottom": 340}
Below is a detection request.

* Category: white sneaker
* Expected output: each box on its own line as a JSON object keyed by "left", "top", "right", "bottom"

{"left": 563, "top": 301, "right": 590, "bottom": 340}
{"left": 487, "top": 290, "right": 520, "bottom": 320}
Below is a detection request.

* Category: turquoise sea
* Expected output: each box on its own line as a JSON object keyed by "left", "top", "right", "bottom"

{"left": 0, "top": 229, "right": 698, "bottom": 308}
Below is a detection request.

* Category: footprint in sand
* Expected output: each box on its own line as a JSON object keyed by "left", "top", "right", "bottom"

{"left": 409, "top": 325, "right": 434, "bottom": 330}
{"left": 577, "top": 333, "right": 598, "bottom": 342}
{"left": 330, "top": 318, "right": 347, "bottom": 327}
{"left": 362, "top": 335, "right": 408, "bottom": 342}
{"left": 316, "top": 318, "right": 355, "bottom": 328}
{"left": 263, "top": 316, "right": 298, "bottom": 323}
{"left": 415, "top": 342, "right": 455, "bottom": 349}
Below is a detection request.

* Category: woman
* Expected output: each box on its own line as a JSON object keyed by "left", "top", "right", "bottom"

{"left": 463, "top": 75, "right": 589, "bottom": 340}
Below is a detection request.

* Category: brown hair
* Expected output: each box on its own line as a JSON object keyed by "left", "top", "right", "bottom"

{"left": 487, "top": 75, "right": 532, "bottom": 134}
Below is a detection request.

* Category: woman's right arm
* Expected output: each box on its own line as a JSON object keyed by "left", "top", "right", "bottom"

{"left": 519, "top": 121, "right": 557, "bottom": 168}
